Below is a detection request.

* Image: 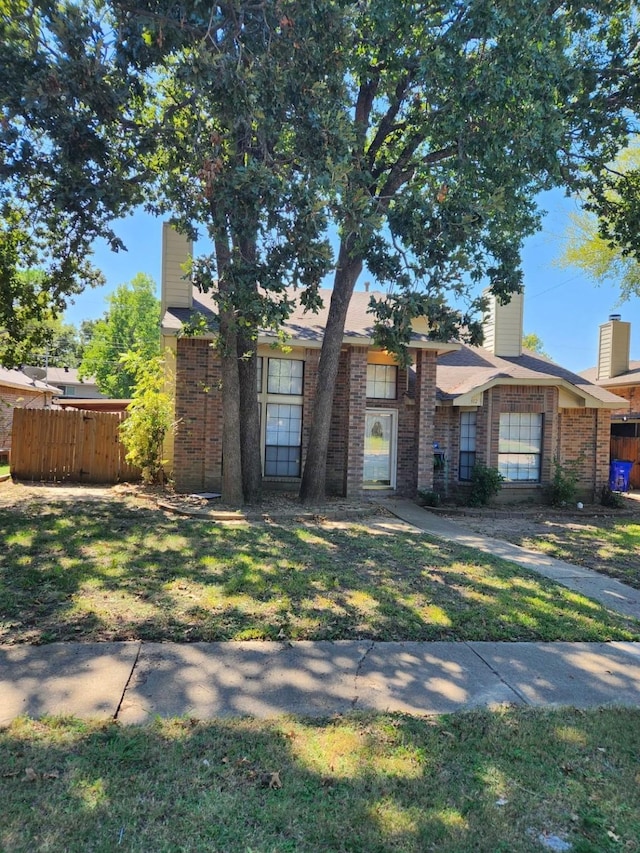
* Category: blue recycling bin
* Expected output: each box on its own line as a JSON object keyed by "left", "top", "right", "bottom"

{"left": 609, "top": 460, "right": 634, "bottom": 492}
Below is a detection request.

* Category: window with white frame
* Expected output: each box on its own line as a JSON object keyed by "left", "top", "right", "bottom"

{"left": 366, "top": 364, "right": 397, "bottom": 399}
{"left": 459, "top": 411, "right": 476, "bottom": 481}
{"left": 257, "top": 357, "right": 304, "bottom": 477}
{"left": 498, "top": 413, "right": 543, "bottom": 481}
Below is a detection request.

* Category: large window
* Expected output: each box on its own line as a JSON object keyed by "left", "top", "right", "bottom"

{"left": 459, "top": 411, "right": 476, "bottom": 481}
{"left": 265, "top": 403, "right": 302, "bottom": 476}
{"left": 498, "top": 413, "right": 542, "bottom": 481}
{"left": 258, "top": 357, "right": 304, "bottom": 477}
{"left": 367, "top": 364, "right": 397, "bottom": 399}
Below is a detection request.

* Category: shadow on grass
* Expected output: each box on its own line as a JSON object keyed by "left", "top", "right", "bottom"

{"left": 1, "top": 500, "right": 638, "bottom": 644}
{"left": 1, "top": 709, "right": 639, "bottom": 852}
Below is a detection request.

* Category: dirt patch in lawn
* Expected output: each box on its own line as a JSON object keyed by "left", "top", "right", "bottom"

{"left": 0, "top": 478, "right": 386, "bottom": 521}
{"left": 434, "top": 494, "right": 640, "bottom": 588}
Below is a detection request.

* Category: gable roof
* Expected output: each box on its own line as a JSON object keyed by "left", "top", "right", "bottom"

{"left": 0, "top": 366, "right": 61, "bottom": 395}
{"left": 44, "top": 367, "right": 98, "bottom": 387}
{"left": 436, "top": 344, "right": 629, "bottom": 409}
{"left": 579, "top": 360, "right": 640, "bottom": 388}
{"left": 163, "top": 286, "right": 459, "bottom": 354}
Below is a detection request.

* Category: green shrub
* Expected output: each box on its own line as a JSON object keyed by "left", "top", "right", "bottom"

{"left": 600, "top": 485, "right": 625, "bottom": 508}
{"left": 468, "top": 463, "right": 504, "bottom": 507}
{"left": 417, "top": 489, "right": 441, "bottom": 507}
{"left": 546, "top": 456, "right": 580, "bottom": 507}
{"left": 119, "top": 350, "right": 175, "bottom": 485}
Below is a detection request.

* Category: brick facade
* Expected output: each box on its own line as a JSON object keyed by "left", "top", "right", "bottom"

{"left": 171, "top": 338, "right": 440, "bottom": 497}
{"left": 0, "top": 386, "right": 51, "bottom": 454}
{"left": 608, "top": 385, "right": 640, "bottom": 416}
{"left": 433, "top": 385, "right": 613, "bottom": 502}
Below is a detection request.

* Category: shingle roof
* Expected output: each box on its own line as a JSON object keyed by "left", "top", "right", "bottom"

{"left": 163, "top": 286, "right": 458, "bottom": 352}
{"left": 45, "top": 367, "right": 98, "bottom": 386}
{"left": 579, "top": 360, "right": 640, "bottom": 387}
{"left": 436, "top": 344, "right": 627, "bottom": 407}
{"left": 0, "top": 366, "right": 61, "bottom": 394}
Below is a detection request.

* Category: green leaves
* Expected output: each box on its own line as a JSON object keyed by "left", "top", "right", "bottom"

{"left": 79, "top": 274, "right": 161, "bottom": 397}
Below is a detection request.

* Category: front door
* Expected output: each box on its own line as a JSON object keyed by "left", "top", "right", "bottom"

{"left": 363, "top": 410, "right": 396, "bottom": 487}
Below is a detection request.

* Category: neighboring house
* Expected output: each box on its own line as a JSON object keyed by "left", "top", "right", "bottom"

{"left": 160, "top": 225, "right": 627, "bottom": 501}
{"left": 44, "top": 367, "right": 104, "bottom": 400}
{"left": 0, "top": 367, "right": 61, "bottom": 459}
{"left": 56, "top": 398, "right": 131, "bottom": 413}
{"left": 579, "top": 315, "right": 640, "bottom": 488}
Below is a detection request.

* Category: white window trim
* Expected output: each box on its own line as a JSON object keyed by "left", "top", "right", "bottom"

{"left": 257, "top": 355, "right": 304, "bottom": 479}
{"left": 363, "top": 408, "right": 398, "bottom": 490}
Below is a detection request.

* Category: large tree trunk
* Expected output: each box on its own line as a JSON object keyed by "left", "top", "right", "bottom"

{"left": 299, "top": 239, "right": 363, "bottom": 503}
{"left": 219, "top": 307, "right": 244, "bottom": 506}
{"left": 215, "top": 231, "right": 244, "bottom": 506}
{"left": 237, "top": 329, "right": 262, "bottom": 504}
{"left": 236, "top": 231, "right": 262, "bottom": 504}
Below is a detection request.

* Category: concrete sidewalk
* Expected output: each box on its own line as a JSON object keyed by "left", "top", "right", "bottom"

{"left": 2, "top": 499, "right": 640, "bottom": 726}
{"left": 2, "top": 639, "right": 640, "bottom": 725}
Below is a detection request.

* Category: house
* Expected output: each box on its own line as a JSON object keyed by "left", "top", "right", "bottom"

{"left": 160, "top": 225, "right": 458, "bottom": 496}
{"left": 0, "top": 367, "right": 61, "bottom": 461}
{"left": 160, "top": 225, "right": 627, "bottom": 501}
{"left": 579, "top": 315, "right": 640, "bottom": 488}
{"left": 44, "top": 367, "right": 104, "bottom": 401}
{"left": 433, "top": 292, "right": 629, "bottom": 502}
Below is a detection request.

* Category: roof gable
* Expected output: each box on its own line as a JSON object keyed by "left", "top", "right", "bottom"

{"left": 437, "top": 344, "right": 628, "bottom": 409}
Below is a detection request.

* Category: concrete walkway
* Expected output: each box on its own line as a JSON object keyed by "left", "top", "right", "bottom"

{"left": 384, "top": 499, "right": 640, "bottom": 621}
{"left": 2, "top": 500, "right": 640, "bottom": 725}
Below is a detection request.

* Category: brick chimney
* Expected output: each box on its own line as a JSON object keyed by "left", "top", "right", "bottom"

{"left": 482, "top": 289, "right": 524, "bottom": 357}
{"left": 597, "top": 314, "right": 630, "bottom": 380}
{"left": 161, "top": 222, "right": 193, "bottom": 315}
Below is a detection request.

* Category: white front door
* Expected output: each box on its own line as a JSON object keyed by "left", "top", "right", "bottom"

{"left": 363, "top": 410, "right": 396, "bottom": 488}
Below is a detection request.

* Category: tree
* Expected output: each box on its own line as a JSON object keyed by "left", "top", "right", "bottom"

{"left": 299, "top": 0, "right": 640, "bottom": 502}
{"left": 0, "top": 1, "right": 155, "bottom": 365}
{"left": 80, "top": 274, "right": 160, "bottom": 397}
{"left": 522, "top": 334, "right": 550, "bottom": 359}
{"left": 119, "top": 350, "right": 173, "bottom": 484}
{"left": 121, "top": 0, "right": 347, "bottom": 503}
{"left": 559, "top": 144, "right": 640, "bottom": 301}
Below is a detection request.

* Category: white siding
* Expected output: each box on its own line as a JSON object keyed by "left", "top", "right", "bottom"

{"left": 161, "top": 223, "right": 193, "bottom": 312}
{"left": 483, "top": 290, "right": 523, "bottom": 357}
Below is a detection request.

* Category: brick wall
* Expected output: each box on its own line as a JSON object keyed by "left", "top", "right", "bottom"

{"left": 558, "top": 408, "right": 611, "bottom": 498}
{"left": 608, "top": 384, "right": 639, "bottom": 416}
{"left": 173, "top": 338, "right": 222, "bottom": 493}
{"left": 0, "top": 386, "right": 49, "bottom": 453}
{"left": 433, "top": 386, "right": 611, "bottom": 502}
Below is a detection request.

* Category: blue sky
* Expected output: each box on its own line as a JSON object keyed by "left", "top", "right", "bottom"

{"left": 66, "top": 189, "right": 639, "bottom": 375}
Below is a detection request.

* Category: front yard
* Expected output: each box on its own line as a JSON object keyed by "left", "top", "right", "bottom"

{"left": 442, "top": 501, "right": 640, "bottom": 590}
{"left": 2, "top": 482, "right": 640, "bottom": 852}
{"left": 1, "top": 482, "right": 639, "bottom": 645}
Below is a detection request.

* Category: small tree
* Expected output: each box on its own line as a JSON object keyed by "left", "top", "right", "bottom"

{"left": 119, "top": 351, "right": 174, "bottom": 485}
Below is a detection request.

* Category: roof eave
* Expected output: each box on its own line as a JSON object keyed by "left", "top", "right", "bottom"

{"left": 449, "top": 376, "right": 629, "bottom": 409}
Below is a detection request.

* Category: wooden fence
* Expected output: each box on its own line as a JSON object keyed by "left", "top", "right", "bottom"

{"left": 11, "top": 408, "right": 140, "bottom": 484}
{"left": 610, "top": 436, "right": 640, "bottom": 490}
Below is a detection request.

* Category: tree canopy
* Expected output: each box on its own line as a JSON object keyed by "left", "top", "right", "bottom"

{"left": 301, "top": 0, "right": 640, "bottom": 500}
{"left": 0, "top": 0, "right": 154, "bottom": 364}
{"left": 3, "top": 0, "right": 640, "bottom": 503}
{"left": 559, "top": 144, "right": 640, "bottom": 301}
{"left": 79, "top": 273, "right": 160, "bottom": 397}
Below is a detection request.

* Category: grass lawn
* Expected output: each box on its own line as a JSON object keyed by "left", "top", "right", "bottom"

{"left": 2, "top": 709, "right": 639, "bottom": 853}
{"left": 0, "top": 464, "right": 10, "bottom": 477}
{"left": 1, "top": 498, "right": 639, "bottom": 644}
{"left": 518, "top": 518, "right": 640, "bottom": 590}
